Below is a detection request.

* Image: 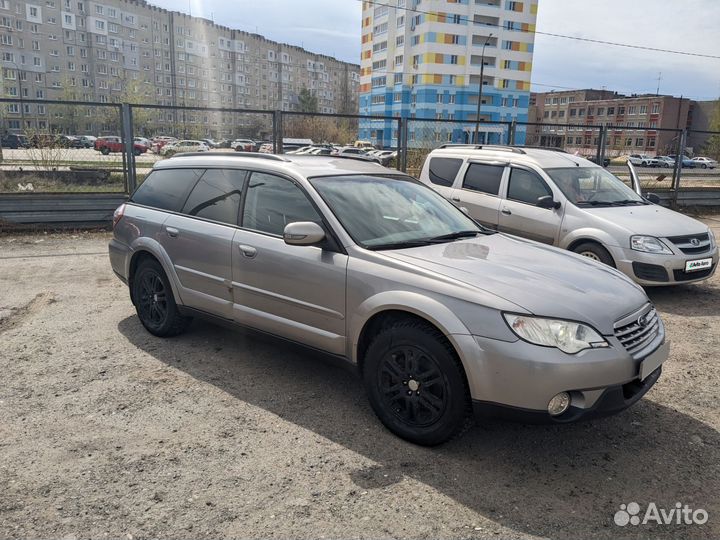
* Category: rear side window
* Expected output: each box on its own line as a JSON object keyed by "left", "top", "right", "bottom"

{"left": 181, "top": 168, "right": 247, "bottom": 225}
{"left": 131, "top": 168, "right": 204, "bottom": 212}
{"left": 507, "top": 168, "right": 552, "bottom": 205}
{"left": 462, "top": 163, "right": 504, "bottom": 195}
{"left": 428, "top": 157, "right": 462, "bottom": 187}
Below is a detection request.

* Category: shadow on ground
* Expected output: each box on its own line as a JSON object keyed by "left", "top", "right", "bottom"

{"left": 118, "top": 315, "right": 719, "bottom": 539}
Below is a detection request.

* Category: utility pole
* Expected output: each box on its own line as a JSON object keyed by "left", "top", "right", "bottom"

{"left": 473, "top": 33, "right": 493, "bottom": 144}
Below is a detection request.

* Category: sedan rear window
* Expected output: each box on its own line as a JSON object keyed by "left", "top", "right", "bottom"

{"left": 131, "top": 168, "right": 204, "bottom": 212}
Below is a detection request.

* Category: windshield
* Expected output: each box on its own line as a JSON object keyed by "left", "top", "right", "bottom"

{"left": 310, "top": 175, "right": 485, "bottom": 249}
{"left": 546, "top": 167, "right": 647, "bottom": 206}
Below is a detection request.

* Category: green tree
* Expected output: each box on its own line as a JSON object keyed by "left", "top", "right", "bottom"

{"left": 297, "top": 88, "right": 318, "bottom": 113}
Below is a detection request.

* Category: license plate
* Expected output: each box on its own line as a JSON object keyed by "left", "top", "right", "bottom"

{"left": 639, "top": 341, "right": 670, "bottom": 381}
{"left": 685, "top": 258, "right": 712, "bottom": 272}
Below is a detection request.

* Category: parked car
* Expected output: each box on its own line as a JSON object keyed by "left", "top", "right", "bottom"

{"left": 258, "top": 142, "right": 274, "bottom": 153}
{"left": 77, "top": 135, "right": 97, "bottom": 148}
{"left": 200, "top": 138, "right": 220, "bottom": 149}
{"left": 667, "top": 154, "right": 696, "bottom": 168}
{"left": 160, "top": 140, "right": 209, "bottom": 156}
{"left": 586, "top": 155, "right": 610, "bottom": 167}
{"left": 690, "top": 156, "right": 718, "bottom": 169}
{"left": 332, "top": 146, "right": 381, "bottom": 163}
{"left": 110, "top": 153, "right": 669, "bottom": 445}
{"left": 230, "top": 139, "right": 256, "bottom": 152}
{"left": 134, "top": 137, "right": 152, "bottom": 150}
{"left": 151, "top": 136, "right": 177, "bottom": 154}
{"left": 628, "top": 154, "right": 659, "bottom": 167}
{"left": 418, "top": 145, "right": 717, "bottom": 286}
{"left": 655, "top": 156, "right": 675, "bottom": 168}
{"left": 1, "top": 133, "right": 30, "bottom": 149}
{"left": 375, "top": 150, "right": 398, "bottom": 166}
{"left": 353, "top": 140, "right": 376, "bottom": 149}
{"left": 95, "top": 136, "right": 148, "bottom": 156}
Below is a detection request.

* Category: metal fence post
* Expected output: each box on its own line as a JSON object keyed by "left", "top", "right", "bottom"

{"left": 272, "top": 110, "right": 280, "bottom": 154}
{"left": 401, "top": 118, "right": 409, "bottom": 172}
{"left": 596, "top": 124, "right": 606, "bottom": 164}
{"left": 121, "top": 103, "right": 137, "bottom": 193}
{"left": 508, "top": 120, "right": 517, "bottom": 145}
{"left": 396, "top": 117, "right": 404, "bottom": 172}
{"left": 671, "top": 129, "right": 687, "bottom": 209}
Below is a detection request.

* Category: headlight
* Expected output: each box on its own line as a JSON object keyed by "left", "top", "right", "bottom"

{"left": 630, "top": 235, "right": 673, "bottom": 254}
{"left": 709, "top": 228, "right": 716, "bottom": 249}
{"left": 503, "top": 314, "right": 608, "bottom": 354}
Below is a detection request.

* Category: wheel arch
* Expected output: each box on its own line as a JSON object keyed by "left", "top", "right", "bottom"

{"left": 127, "top": 243, "right": 183, "bottom": 306}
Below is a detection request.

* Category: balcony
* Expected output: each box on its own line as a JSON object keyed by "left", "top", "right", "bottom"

{"left": 470, "top": 55, "right": 496, "bottom": 67}
{"left": 471, "top": 35, "right": 498, "bottom": 48}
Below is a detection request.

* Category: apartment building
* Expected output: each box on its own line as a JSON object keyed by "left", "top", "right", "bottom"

{"left": 0, "top": 0, "right": 360, "bottom": 137}
{"left": 528, "top": 89, "right": 693, "bottom": 156}
{"left": 359, "top": 0, "right": 538, "bottom": 147}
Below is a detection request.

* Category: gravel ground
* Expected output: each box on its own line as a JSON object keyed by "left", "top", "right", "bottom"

{"left": 0, "top": 219, "right": 718, "bottom": 540}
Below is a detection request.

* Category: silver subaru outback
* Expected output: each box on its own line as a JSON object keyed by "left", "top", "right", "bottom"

{"left": 110, "top": 153, "right": 669, "bottom": 445}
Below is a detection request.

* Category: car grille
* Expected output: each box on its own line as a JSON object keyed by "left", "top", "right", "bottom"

{"left": 673, "top": 264, "right": 716, "bottom": 282}
{"left": 665, "top": 233, "right": 711, "bottom": 255}
{"left": 614, "top": 306, "right": 660, "bottom": 355}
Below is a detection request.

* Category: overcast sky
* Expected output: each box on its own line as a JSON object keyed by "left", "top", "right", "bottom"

{"left": 151, "top": 0, "right": 720, "bottom": 101}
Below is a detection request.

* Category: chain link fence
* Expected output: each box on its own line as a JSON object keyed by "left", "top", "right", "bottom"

{"left": 0, "top": 99, "right": 127, "bottom": 194}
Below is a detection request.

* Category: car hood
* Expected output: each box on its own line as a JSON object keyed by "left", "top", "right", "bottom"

{"left": 584, "top": 204, "right": 709, "bottom": 237}
{"left": 381, "top": 233, "right": 648, "bottom": 335}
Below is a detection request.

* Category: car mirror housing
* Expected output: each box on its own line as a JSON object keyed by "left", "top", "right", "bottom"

{"left": 645, "top": 192, "right": 661, "bottom": 204}
{"left": 537, "top": 195, "right": 560, "bottom": 209}
{"left": 283, "top": 222, "right": 326, "bottom": 246}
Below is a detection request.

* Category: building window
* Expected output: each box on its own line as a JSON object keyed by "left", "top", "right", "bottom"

{"left": 639, "top": 105, "right": 648, "bottom": 114}
{"left": 651, "top": 103, "right": 660, "bottom": 114}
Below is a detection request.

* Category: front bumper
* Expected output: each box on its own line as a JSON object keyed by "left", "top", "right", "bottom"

{"left": 452, "top": 320, "right": 668, "bottom": 422}
{"left": 608, "top": 244, "right": 718, "bottom": 286}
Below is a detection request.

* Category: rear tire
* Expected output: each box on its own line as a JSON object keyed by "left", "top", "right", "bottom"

{"left": 100, "top": 147, "right": 110, "bottom": 155}
{"left": 572, "top": 241, "right": 615, "bottom": 267}
{"left": 363, "top": 320, "right": 471, "bottom": 446}
{"left": 701, "top": 164, "right": 707, "bottom": 169}
{"left": 132, "top": 259, "right": 192, "bottom": 337}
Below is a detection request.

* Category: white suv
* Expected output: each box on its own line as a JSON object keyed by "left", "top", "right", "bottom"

{"left": 418, "top": 145, "right": 717, "bottom": 286}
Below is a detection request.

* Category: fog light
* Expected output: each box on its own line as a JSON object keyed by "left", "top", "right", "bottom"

{"left": 548, "top": 392, "right": 571, "bottom": 416}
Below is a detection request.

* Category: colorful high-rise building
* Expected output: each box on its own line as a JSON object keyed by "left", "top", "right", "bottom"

{"left": 359, "top": 0, "right": 538, "bottom": 146}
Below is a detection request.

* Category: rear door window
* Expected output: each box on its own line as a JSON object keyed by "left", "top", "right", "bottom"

{"left": 181, "top": 168, "right": 247, "bottom": 225}
{"left": 428, "top": 157, "right": 462, "bottom": 187}
{"left": 462, "top": 163, "right": 504, "bottom": 195}
{"left": 130, "top": 168, "right": 205, "bottom": 212}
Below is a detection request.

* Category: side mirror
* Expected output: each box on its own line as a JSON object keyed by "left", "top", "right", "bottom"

{"left": 283, "top": 221, "right": 326, "bottom": 246}
{"left": 646, "top": 193, "right": 661, "bottom": 204}
{"left": 537, "top": 195, "right": 561, "bottom": 209}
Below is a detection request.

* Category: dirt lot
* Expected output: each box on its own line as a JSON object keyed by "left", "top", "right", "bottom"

{"left": 1, "top": 219, "right": 718, "bottom": 540}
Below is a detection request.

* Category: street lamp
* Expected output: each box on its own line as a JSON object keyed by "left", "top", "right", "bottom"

{"left": 473, "top": 33, "right": 493, "bottom": 144}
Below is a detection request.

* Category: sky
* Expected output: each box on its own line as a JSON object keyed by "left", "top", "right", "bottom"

{"left": 151, "top": 0, "right": 720, "bottom": 101}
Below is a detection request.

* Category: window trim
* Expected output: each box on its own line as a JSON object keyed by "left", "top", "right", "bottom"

{"left": 504, "top": 166, "right": 555, "bottom": 208}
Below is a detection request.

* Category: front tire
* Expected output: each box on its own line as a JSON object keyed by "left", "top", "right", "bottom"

{"left": 572, "top": 241, "right": 615, "bottom": 267}
{"left": 363, "top": 320, "right": 471, "bottom": 446}
{"left": 132, "top": 259, "right": 192, "bottom": 337}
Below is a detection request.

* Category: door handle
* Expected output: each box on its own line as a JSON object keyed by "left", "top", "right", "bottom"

{"left": 166, "top": 226, "right": 179, "bottom": 238}
{"left": 451, "top": 195, "right": 461, "bottom": 202}
{"left": 238, "top": 244, "right": 257, "bottom": 258}
{"left": 501, "top": 208, "right": 512, "bottom": 215}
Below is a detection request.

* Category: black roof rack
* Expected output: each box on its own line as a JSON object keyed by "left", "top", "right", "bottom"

{"left": 170, "top": 151, "right": 290, "bottom": 161}
{"left": 437, "top": 144, "right": 526, "bottom": 154}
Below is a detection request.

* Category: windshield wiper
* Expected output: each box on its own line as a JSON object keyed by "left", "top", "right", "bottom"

{"left": 426, "top": 230, "right": 482, "bottom": 242}
{"left": 577, "top": 200, "right": 615, "bottom": 206}
{"left": 610, "top": 199, "right": 649, "bottom": 206}
{"left": 366, "top": 240, "right": 435, "bottom": 251}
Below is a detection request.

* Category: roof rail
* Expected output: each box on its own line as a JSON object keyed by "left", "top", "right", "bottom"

{"left": 512, "top": 145, "right": 569, "bottom": 154}
{"left": 437, "top": 144, "right": 526, "bottom": 154}
{"left": 170, "top": 151, "right": 290, "bottom": 161}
